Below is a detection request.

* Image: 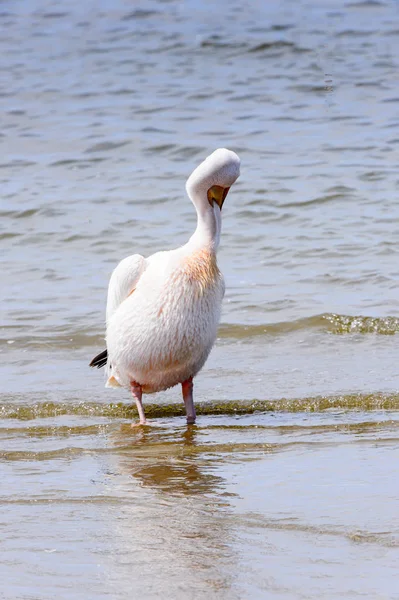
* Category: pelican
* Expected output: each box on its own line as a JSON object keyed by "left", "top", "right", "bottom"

{"left": 90, "top": 148, "right": 240, "bottom": 425}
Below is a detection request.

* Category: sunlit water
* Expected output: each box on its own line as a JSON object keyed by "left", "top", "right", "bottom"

{"left": 2, "top": 0, "right": 399, "bottom": 598}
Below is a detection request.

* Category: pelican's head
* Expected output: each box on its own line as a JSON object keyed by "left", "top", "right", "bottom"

{"left": 186, "top": 148, "right": 240, "bottom": 213}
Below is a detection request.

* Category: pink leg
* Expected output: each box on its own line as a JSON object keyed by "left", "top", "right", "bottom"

{"left": 182, "top": 377, "right": 196, "bottom": 425}
{"left": 130, "top": 381, "right": 146, "bottom": 426}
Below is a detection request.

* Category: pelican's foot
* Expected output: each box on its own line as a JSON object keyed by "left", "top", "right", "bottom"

{"left": 130, "top": 420, "right": 148, "bottom": 428}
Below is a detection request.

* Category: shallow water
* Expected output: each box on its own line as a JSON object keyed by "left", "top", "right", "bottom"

{"left": 2, "top": 0, "right": 399, "bottom": 598}
{"left": 2, "top": 409, "right": 399, "bottom": 599}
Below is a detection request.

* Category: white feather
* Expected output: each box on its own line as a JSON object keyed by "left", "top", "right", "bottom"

{"left": 106, "top": 254, "right": 146, "bottom": 324}
{"left": 105, "top": 148, "right": 240, "bottom": 393}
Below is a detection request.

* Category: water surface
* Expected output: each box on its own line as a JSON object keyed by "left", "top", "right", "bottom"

{"left": 1, "top": 0, "right": 399, "bottom": 598}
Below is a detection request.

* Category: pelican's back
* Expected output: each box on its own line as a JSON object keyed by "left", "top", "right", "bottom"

{"left": 106, "top": 247, "right": 225, "bottom": 392}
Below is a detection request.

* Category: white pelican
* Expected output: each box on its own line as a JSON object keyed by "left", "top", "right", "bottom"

{"left": 90, "top": 148, "right": 240, "bottom": 425}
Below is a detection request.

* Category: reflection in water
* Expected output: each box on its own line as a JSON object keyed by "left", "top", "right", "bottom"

{"left": 102, "top": 424, "right": 240, "bottom": 599}
{"left": 114, "top": 424, "right": 232, "bottom": 497}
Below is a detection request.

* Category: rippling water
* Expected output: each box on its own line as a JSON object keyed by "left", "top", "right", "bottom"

{"left": 2, "top": 0, "right": 399, "bottom": 598}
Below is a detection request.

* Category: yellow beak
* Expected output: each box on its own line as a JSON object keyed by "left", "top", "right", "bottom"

{"left": 207, "top": 185, "right": 230, "bottom": 210}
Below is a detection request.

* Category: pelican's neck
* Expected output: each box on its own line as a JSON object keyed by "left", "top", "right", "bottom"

{"left": 188, "top": 192, "right": 221, "bottom": 252}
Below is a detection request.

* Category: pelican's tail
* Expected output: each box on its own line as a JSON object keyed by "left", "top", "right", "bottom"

{"left": 89, "top": 349, "right": 108, "bottom": 368}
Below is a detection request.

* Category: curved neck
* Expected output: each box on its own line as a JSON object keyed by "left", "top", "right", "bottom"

{"left": 188, "top": 192, "right": 221, "bottom": 252}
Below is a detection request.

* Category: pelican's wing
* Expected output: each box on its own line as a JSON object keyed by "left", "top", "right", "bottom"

{"left": 90, "top": 254, "right": 146, "bottom": 369}
{"left": 106, "top": 254, "right": 147, "bottom": 324}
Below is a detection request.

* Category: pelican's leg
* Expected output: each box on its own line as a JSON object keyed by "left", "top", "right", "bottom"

{"left": 130, "top": 381, "right": 146, "bottom": 426}
{"left": 182, "top": 377, "right": 196, "bottom": 425}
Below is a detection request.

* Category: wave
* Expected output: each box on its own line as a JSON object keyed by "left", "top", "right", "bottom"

{"left": 1, "top": 393, "right": 399, "bottom": 421}
{"left": 219, "top": 313, "right": 399, "bottom": 338}
{"left": 198, "top": 37, "right": 309, "bottom": 55}
{"left": 248, "top": 41, "right": 309, "bottom": 54}
{"left": 240, "top": 514, "right": 399, "bottom": 548}
{"left": 2, "top": 314, "right": 399, "bottom": 349}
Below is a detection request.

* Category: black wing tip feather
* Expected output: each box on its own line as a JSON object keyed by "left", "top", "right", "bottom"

{"left": 90, "top": 349, "right": 108, "bottom": 369}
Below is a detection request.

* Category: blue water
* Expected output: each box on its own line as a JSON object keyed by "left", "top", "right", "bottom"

{"left": 2, "top": 0, "right": 399, "bottom": 598}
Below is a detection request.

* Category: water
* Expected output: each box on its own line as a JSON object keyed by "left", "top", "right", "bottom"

{"left": 2, "top": 0, "right": 399, "bottom": 597}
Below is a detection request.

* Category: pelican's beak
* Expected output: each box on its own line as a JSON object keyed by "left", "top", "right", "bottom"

{"left": 207, "top": 185, "right": 230, "bottom": 210}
